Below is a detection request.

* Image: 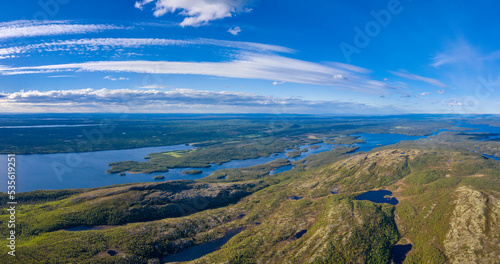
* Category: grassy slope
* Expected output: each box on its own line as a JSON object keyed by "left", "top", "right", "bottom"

{"left": 1, "top": 146, "right": 499, "bottom": 263}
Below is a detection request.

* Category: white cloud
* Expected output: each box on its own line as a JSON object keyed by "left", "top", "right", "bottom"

{"left": 47, "top": 75, "right": 75, "bottom": 78}
{"left": 228, "top": 26, "right": 241, "bottom": 35}
{"left": 333, "top": 74, "right": 346, "bottom": 80}
{"left": 0, "top": 53, "right": 394, "bottom": 94}
{"left": 448, "top": 100, "right": 463, "bottom": 106}
{"left": 272, "top": 81, "right": 285, "bottom": 85}
{"left": 103, "top": 76, "right": 129, "bottom": 81}
{"left": 0, "top": 69, "right": 64, "bottom": 75}
{"left": 0, "top": 20, "right": 125, "bottom": 40}
{"left": 437, "top": 89, "right": 445, "bottom": 94}
{"left": 326, "top": 62, "right": 371, "bottom": 74}
{"left": 389, "top": 70, "right": 449, "bottom": 88}
{"left": 0, "top": 37, "right": 294, "bottom": 58}
{"left": 134, "top": 0, "right": 154, "bottom": 10}
{"left": 195, "top": 38, "right": 294, "bottom": 53}
{"left": 0, "top": 88, "right": 396, "bottom": 114}
{"left": 134, "top": 0, "right": 252, "bottom": 27}
{"left": 420, "top": 92, "right": 430, "bottom": 96}
{"left": 139, "top": 84, "right": 171, "bottom": 89}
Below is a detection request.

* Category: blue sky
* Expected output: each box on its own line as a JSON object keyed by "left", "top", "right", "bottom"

{"left": 0, "top": 0, "right": 499, "bottom": 114}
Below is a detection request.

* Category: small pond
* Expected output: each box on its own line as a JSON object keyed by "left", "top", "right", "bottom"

{"left": 391, "top": 244, "right": 412, "bottom": 264}
{"left": 354, "top": 190, "right": 399, "bottom": 205}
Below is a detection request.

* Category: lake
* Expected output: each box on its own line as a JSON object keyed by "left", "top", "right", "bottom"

{"left": 2, "top": 122, "right": 499, "bottom": 193}
{"left": 0, "top": 144, "right": 193, "bottom": 193}
{"left": 0, "top": 142, "right": 338, "bottom": 192}
{"left": 351, "top": 133, "right": 427, "bottom": 153}
{"left": 355, "top": 190, "right": 399, "bottom": 205}
{"left": 454, "top": 122, "right": 500, "bottom": 140}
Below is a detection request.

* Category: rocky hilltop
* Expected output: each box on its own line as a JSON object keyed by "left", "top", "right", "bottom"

{"left": 1, "top": 147, "right": 499, "bottom": 263}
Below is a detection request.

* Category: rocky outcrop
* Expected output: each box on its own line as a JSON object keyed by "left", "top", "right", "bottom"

{"left": 444, "top": 186, "right": 500, "bottom": 264}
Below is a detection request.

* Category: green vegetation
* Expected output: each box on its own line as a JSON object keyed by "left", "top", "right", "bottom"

{"left": 203, "top": 159, "right": 290, "bottom": 182}
{"left": 1, "top": 147, "right": 499, "bottom": 263}
{"left": 404, "top": 169, "right": 447, "bottom": 185}
{"left": 164, "top": 149, "right": 193, "bottom": 157}
{"left": 293, "top": 146, "right": 358, "bottom": 171}
{"left": 0, "top": 189, "right": 84, "bottom": 205}
{"left": 0, "top": 180, "right": 265, "bottom": 238}
{"left": 286, "top": 148, "right": 308, "bottom": 158}
{"left": 312, "top": 199, "right": 398, "bottom": 264}
{"left": 325, "top": 135, "right": 365, "bottom": 145}
{"left": 183, "top": 170, "right": 203, "bottom": 175}
{"left": 2, "top": 114, "right": 500, "bottom": 263}
{"left": 153, "top": 175, "right": 165, "bottom": 180}
{"left": 107, "top": 137, "right": 319, "bottom": 174}
{"left": 0, "top": 113, "right": 462, "bottom": 154}
{"left": 392, "top": 150, "right": 500, "bottom": 264}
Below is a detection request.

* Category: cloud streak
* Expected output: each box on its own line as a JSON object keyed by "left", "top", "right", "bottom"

{"left": 135, "top": 0, "right": 252, "bottom": 27}
{"left": 0, "top": 53, "right": 393, "bottom": 93}
{"left": 0, "top": 37, "right": 294, "bottom": 58}
{"left": 0, "top": 20, "right": 125, "bottom": 40}
{"left": 103, "top": 76, "right": 129, "bottom": 81}
{"left": 431, "top": 39, "right": 500, "bottom": 68}
{"left": 390, "top": 70, "right": 449, "bottom": 88}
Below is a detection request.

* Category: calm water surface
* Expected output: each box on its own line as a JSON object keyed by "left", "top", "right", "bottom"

{"left": 391, "top": 244, "right": 412, "bottom": 264}
{"left": 483, "top": 154, "right": 500, "bottom": 161}
{"left": 2, "top": 123, "right": 499, "bottom": 192}
{"left": 355, "top": 190, "right": 399, "bottom": 205}
{"left": 0, "top": 143, "right": 336, "bottom": 192}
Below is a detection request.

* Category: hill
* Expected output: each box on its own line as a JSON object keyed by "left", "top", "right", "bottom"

{"left": 0, "top": 147, "right": 498, "bottom": 263}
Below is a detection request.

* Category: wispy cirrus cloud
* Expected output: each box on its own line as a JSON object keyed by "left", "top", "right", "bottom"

{"left": 0, "top": 88, "right": 397, "bottom": 114}
{"left": 429, "top": 39, "right": 500, "bottom": 100}
{"left": 47, "top": 75, "right": 75, "bottom": 78}
{"left": 0, "top": 52, "right": 394, "bottom": 94}
{"left": 135, "top": 0, "right": 252, "bottom": 27}
{"left": 431, "top": 39, "right": 500, "bottom": 68}
{"left": 389, "top": 69, "right": 449, "bottom": 88}
{"left": 0, "top": 20, "right": 125, "bottom": 40}
{"left": 0, "top": 37, "right": 294, "bottom": 58}
{"left": 0, "top": 69, "right": 65, "bottom": 76}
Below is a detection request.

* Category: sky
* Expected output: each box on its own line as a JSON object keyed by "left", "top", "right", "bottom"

{"left": 0, "top": 0, "right": 499, "bottom": 114}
